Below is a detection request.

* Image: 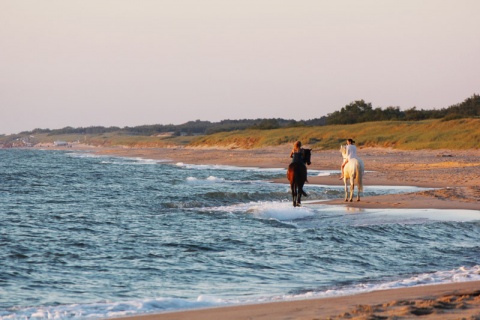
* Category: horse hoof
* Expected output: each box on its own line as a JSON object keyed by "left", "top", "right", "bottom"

{"left": 349, "top": 199, "right": 353, "bottom": 202}
{"left": 357, "top": 199, "right": 360, "bottom": 202}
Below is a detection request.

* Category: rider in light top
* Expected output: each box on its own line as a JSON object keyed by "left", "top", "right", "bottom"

{"left": 339, "top": 138, "right": 357, "bottom": 179}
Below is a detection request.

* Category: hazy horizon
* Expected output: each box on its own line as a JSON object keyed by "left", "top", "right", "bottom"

{"left": 1, "top": 0, "right": 479, "bottom": 135}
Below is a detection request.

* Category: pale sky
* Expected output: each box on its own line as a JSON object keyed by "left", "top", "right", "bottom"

{"left": 1, "top": 0, "right": 479, "bottom": 134}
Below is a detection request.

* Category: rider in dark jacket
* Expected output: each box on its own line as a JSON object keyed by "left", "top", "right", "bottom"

{"left": 289, "top": 141, "right": 308, "bottom": 196}
{"left": 290, "top": 141, "right": 305, "bottom": 164}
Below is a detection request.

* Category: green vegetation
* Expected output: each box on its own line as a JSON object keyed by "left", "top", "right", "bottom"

{"left": 189, "top": 119, "right": 480, "bottom": 150}
{"left": 1, "top": 94, "right": 479, "bottom": 150}
{"left": 326, "top": 94, "right": 480, "bottom": 125}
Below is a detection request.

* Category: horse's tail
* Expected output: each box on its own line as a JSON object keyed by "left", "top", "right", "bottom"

{"left": 356, "top": 159, "right": 364, "bottom": 193}
{"left": 287, "top": 163, "right": 295, "bottom": 182}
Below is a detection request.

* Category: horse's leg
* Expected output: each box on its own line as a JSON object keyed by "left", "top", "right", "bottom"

{"left": 297, "top": 183, "right": 304, "bottom": 206}
{"left": 344, "top": 178, "right": 348, "bottom": 202}
{"left": 349, "top": 179, "right": 355, "bottom": 202}
{"left": 291, "top": 182, "right": 297, "bottom": 207}
{"left": 356, "top": 162, "right": 363, "bottom": 202}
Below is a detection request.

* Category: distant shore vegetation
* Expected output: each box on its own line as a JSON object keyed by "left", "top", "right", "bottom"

{"left": 2, "top": 94, "right": 479, "bottom": 150}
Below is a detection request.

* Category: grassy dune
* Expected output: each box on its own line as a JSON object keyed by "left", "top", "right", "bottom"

{"left": 189, "top": 119, "right": 480, "bottom": 150}
{"left": 3, "top": 118, "right": 479, "bottom": 150}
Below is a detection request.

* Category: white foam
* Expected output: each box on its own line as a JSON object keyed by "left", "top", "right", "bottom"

{"left": 289, "top": 265, "right": 480, "bottom": 300}
{"left": 0, "top": 296, "right": 228, "bottom": 320}
{"left": 368, "top": 208, "right": 480, "bottom": 222}
{"left": 186, "top": 176, "right": 226, "bottom": 184}
{"left": 246, "top": 202, "right": 316, "bottom": 220}
{"left": 130, "top": 157, "right": 170, "bottom": 165}
{"left": 313, "top": 169, "right": 338, "bottom": 176}
{"left": 185, "top": 176, "right": 274, "bottom": 186}
{"left": 175, "top": 162, "right": 285, "bottom": 172}
{"left": 67, "top": 152, "right": 170, "bottom": 165}
{"left": 66, "top": 152, "right": 101, "bottom": 159}
{"left": 304, "top": 205, "right": 480, "bottom": 226}
{"left": 204, "top": 201, "right": 315, "bottom": 221}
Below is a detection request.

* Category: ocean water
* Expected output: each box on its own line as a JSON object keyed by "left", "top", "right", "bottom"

{"left": 1, "top": 149, "right": 479, "bottom": 319}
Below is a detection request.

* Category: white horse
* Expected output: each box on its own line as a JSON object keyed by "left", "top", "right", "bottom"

{"left": 340, "top": 145, "right": 364, "bottom": 202}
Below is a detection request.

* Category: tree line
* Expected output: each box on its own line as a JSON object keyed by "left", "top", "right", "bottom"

{"left": 20, "top": 94, "right": 479, "bottom": 136}
{"left": 326, "top": 94, "right": 479, "bottom": 125}
{"left": 22, "top": 118, "right": 328, "bottom": 136}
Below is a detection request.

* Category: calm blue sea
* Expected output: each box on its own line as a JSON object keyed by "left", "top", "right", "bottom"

{"left": 1, "top": 149, "right": 479, "bottom": 319}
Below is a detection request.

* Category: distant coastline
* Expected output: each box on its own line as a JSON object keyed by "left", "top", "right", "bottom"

{"left": 2, "top": 118, "right": 480, "bottom": 150}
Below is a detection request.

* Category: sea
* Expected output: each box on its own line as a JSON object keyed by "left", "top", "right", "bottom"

{"left": 1, "top": 149, "right": 480, "bottom": 319}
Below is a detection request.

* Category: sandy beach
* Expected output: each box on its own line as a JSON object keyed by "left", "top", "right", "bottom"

{"left": 113, "top": 281, "right": 480, "bottom": 320}
{"left": 56, "top": 144, "right": 480, "bottom": 319}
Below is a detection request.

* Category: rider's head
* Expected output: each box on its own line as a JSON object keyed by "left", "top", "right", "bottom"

{"left": 294, "top": 141, "right": 302, "bottom": 150}
{"left": 347, "top": 139, "right": 355, "bottom": 145}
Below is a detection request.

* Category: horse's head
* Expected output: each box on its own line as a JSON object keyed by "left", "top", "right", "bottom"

{"left": 340, "top": 145, "right": 347, "bottom": 159}
{"left": 303, "top": 148, "right": 312, "bottom": 165}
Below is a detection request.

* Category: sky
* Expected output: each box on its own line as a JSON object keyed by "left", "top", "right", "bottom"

{"left": 1, "top": 1, "right": 479, "bottom": 135}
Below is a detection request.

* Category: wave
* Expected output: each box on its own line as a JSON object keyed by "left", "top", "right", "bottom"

{"left": 202, "top": 201, "right": 316, "bottom": 221}
{"left": 0, "top": 296, "right": 227, "bottom": 320}
{"left": 175, "top": 162, "right": 284, "bottom": 172}
{"left": 100, "top": 158, "right": 170, "bottom": 166}
{"left": 314, "top": 169, "right": 338, "bottom": 176}
{"left": 185, "top": 176, "right": 273, "bottom": 185}
{"left": 285, "top": 265, "right": 480, "bottom": 300}
{"left": 175, "top": 162, "right": 340, "bottom": 178}
{"left": 3, "top": 266, "right": 479, "bottom": 320}
{"left": 186, "top": 176, "right": 226, "bottom": 184}
{"left": 62, "top": 153, "right": 370, "bottom": 179}
{"left": 66, "top": 152, "right": 170, "bottom": 165}
{"left": 200, "top": 200, "right": 480, "bottom": 228}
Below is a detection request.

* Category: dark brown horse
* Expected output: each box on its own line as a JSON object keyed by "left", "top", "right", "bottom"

{"left": 286, "top": 148, "right": 311, "bottom": 207}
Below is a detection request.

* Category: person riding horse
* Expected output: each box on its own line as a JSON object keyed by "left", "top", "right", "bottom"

{"left": 290, "top": 141, "right": 308, "bottom": 196}
{"left": 339, "top": 138, "right": 357, "bottom": 180}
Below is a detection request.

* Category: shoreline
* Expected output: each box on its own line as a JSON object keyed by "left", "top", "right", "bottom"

{"left": 113, "top": 280, "right": 480, "bottom": 320}
{"left": 33, "top": 145, "right": 480, "bottom": 319}
{"left": 77, "top": 145, "right": 480, "bottom": 211}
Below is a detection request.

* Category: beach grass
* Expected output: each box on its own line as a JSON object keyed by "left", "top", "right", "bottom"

{"left": 5, "top": 118, "right": 479, "bottom": 150}
{"left": 189, "top": 118, "right": 480, "bottom": 150}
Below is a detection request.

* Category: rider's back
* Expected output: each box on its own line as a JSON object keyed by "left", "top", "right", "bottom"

{"left": 346, "top": 145, "right": 357, "bottom": 160}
